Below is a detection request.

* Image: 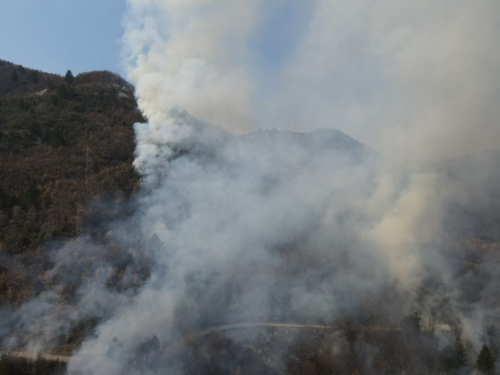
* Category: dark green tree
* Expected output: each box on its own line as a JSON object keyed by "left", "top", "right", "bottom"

{"left": 107, "top": 336, "right": 124, "bottom": 358}
{"left": 476, "top": 345, "right": 495, "bottom": 373}
{"left": 57, "top": 84, "right": 69, "bottom": 98}
{"left": 453, "top": 336, "right": 468, "bottom": 368}
{"left": 135, "top": 335, "right": 160, "bottom": 369}
{"left": 30, "top": 70, "right": 39, "bottom": 83}
{"left": 0, "top": 186, "right": 16, "bottom": 211}
{"left": 40, "top": 126, "right": 50, "bottom": 143}
{"left": 57, "top": 83, "right": 76, "bottom": 99}
{"left": 11, "top": 70, "right": 18, "bottom": 82}
{"left": 49, "top": 126, "right": 65, "bottom": 147}
{"left": 440, "top": 344, "right": 457, "bottom": 372}
{"left": 65, "top": 70, "right": 74, "bottom": 85}
{"left": 147, "top": 233, "right": 164, "bottom": 254}
{"left": 439, "top": 337, "right": 468, "bottom": 371}
{"left": 0, "top": 354, "right": 10, "bottom": 375}
{"left": 50, "top": 94, "right": 61, "bottom": 106}
{"left": 402, "top": 312, "right": 422, "bottom": 332}
{"left": 23, "top": 182, "right": 41, "bottom": 208}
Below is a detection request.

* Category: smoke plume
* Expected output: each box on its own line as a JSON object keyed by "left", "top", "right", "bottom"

{"left": 2, "top": 1, "right": 500, "bottom": 374}
{"left": 273, "top": 0, "right": 500, "bottom": 161}
{"left": 72, "top": 0, "right": 500, "bottom": 372}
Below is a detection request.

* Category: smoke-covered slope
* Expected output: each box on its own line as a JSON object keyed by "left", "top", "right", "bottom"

{"left": 2, "top": 12, "right": 500, "bottom": 372}
{"left": 2, "top": 107, "right": 500, "bottom": 374}
{"left": 242, "top": 128, "right": 377, "bottom": 163}
{"left": 438, "top": 151, "right": 500, "bottom": 241}
{"left": 1, "top": 73, "right": 500, "bottom": 373}
{"left": 0, "top": 60, "right": 144, "bottom": 360}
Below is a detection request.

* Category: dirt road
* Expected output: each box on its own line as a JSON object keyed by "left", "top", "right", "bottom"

{"left": 2, "top": 322, "right": 402, "bottom": 362}
{"left": 196, "top": 321, "right": 401, "bottom": 335}
{"left": 1, "top": 351, "right": 71, "bottom": 363}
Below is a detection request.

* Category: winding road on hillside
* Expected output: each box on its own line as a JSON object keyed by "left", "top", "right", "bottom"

{"left": 181, "top": 322, "right": 400, "bottom": 342}
{"left": 2, "top": 322, "right": 402, "bottom": 363}
{"left": 1, "top": 351, "right": 72, "bottom": 363}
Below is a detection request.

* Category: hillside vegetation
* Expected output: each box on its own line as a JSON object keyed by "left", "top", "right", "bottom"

{"left": 0, "top": 60, "right": 143, "bottom": 253}
{"left": 0, "top": 60, "right": 143, "bottom": 309}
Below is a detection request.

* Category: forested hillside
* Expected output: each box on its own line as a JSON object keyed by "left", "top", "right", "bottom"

{"left": 0, "top": 60, "right": 143, "bottom": 252}
{"left": 0, "top": 60, "right": 143, "bottom": 309}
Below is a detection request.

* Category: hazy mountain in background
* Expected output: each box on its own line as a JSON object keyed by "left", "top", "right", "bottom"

{"left": 438, "top": 151, "right": 500, "bottom": 241}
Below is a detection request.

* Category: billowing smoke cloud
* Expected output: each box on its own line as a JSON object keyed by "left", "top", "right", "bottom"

{"left": 72, "top": 0, "right": 500, "bottom": 372}
{"left": 123, "top": 0, "right": 261, "bottom": 135}
{"left": 273, "top": 0, "right": 500, "bottom": 161}
{"left": 123, "top": 0, "right": 500, "bottom": 161}
{"left": 2, "top": 1, "right": 500, "bottom": 374}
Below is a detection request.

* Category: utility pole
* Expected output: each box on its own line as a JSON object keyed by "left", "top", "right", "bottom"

{"left": 84, "top": 146, "right": 92, "bottom": 186}
{"left": 76, "top": 145, "right": 92, "bottom": 240}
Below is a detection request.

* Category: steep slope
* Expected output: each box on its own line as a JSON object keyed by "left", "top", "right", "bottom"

{"left": 0, "top": 60, "right": 61, "bottom": 98}
{"left": 0, "top": 61, "right": 144, "bottom": 255}
{"left": 438, "top": 151, "right": 500, "bottom": 241}
{"left": 243, "top": 128, "right": 375, "bottom": 159}
{"left": 0, "top": 61, "right": 144, "bottom": 316}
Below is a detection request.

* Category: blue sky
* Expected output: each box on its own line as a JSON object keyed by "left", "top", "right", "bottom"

{"left": 1, "top": 0, "right": 497, "bottom": 157}
{"left": 0, "top": 0, "right": 127, "bottom": 76}
{"left": 0, "top": 0, "right": 304, "bottom": 79}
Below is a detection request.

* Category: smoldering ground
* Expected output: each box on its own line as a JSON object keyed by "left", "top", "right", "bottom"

{"left": 2, "top": 0, "right": 500, "bottom": 373}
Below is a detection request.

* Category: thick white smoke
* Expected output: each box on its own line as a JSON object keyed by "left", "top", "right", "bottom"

{"left": 273, "top": 0, "right": 500, "bottom": 161}
{"left": 124, "top": 0, "right": 500, "bottom": 161}
{"left": 123, "top": 0, "right": 261, "bottom": 136}
{"left": 70, "top": 1, "right": 500, "bottom": 373}
{"left": 4, "top": 1, "right": 499, "bottom": 374}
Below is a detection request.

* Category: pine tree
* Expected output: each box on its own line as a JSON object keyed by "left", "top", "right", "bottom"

{"left": 49, "top": 126, "right": 65, "bottom": 147}
{"left": 11, "top": 70, "right": 18, "bottom": 82}
{"left": 402, "top": 312, "right": 422, "bottom": 332}
{"left": 30, "top": 70, "right": 39, "bottom": 83}
{"left": 65, "top": 70, "right": 74, "bottom": 85}
{"left": 23, "top": 182, "right": 41, "bottom": 208}
{"left": 0, "top": 186, "right": 10, "bottom": 210}
{"left": 106, "top": 336, "right": 124, "bottom": 358}
{"left": 476, "top": 345, "right": 495, "bottom": 373}
{"left": 147, "top": 233, "right": 164, "bottom": 254}
{"left": 0, "top": 354, "right": 10, "bottom": 375}
{"left": 57, "top": 84, "right": 69, "bottom": 98}
{"left": 453, "top": 336, "right": 468, "bottom": 367}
